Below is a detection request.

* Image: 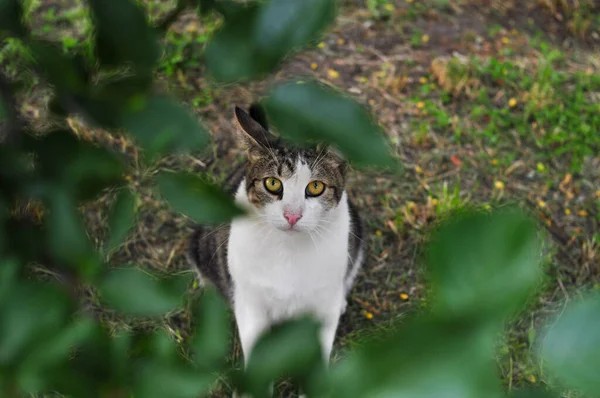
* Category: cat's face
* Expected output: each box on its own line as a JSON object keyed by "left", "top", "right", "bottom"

{"left": 234, "top": 105, "right": 347, "bottom": 234}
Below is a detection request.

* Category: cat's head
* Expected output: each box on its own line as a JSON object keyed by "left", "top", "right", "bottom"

{"left": 234, "top": 104, "right": 347, "bottom": 233}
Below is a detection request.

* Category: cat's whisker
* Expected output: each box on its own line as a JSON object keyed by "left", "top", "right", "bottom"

{"left": 198, "top": 223, "right": 228, "bottom": 240}
{"left": 310, "top": 145, "right": 328, "bottom": 171}
{"left": 208, "top": 236, "right": 229, "bottom": 265}
{"left": 307, "top": 231, "right": 320, "bottom": 255}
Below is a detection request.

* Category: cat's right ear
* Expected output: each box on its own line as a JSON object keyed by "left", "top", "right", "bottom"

{"left": 234, "top": 106, "right": 272, "bottom": 151}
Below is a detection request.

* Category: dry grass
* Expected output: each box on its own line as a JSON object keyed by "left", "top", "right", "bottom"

{"left": 9, "top": 0, "right": 600, "bottom": 396}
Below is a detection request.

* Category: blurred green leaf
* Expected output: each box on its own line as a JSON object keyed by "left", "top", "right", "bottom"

{"left": 0, "top": 196, "right": 6, "bottom": 254}
{"left": 99, "top": 267, "right": 186, "bottom": 316}
{"left": 0, "top": 258, "right": 19, "bottom": 303}
{"left": 242, "top": 317, "right": 324, "bottom": 397}
{"left": 106, "top": 189, "right": 137, "bottom": 253}
{"left": 191, "top": 288, "right": 230, "bottom": 370}
{"left": 4, "top": 218, "right": 46, "bottom": 265}
{"left": 0, "top": 96, "right": 6, "bottom": 121}
{"left": 264, "top": 81, "right": 395, "bottom": 168}
{"left": 134, "top": 361, "right": 214, "bottom": 398}
{"left": 540, "top": 293, "right": 600, "bottom": 394}
{"left": 157, "top": 172, "right": 244, "bottom": 224}
{"left": 44, "top": 328, "right": 119, "bottom": 396}
{"left": 426, "top": 208, "right": 543, "bottom": 318}
{"left": 18, "top": 318, "right": 96, "bottom": 393}
{"left": 507, "top": 388, "right": 558, "bottom": 398}
{"left": 121, "top": 96, "right": 209, "bottom": 159}
{"left": 88, "top": 0, "right": 160, "bottom": 71}
{"left": 150, "top": 329, "right": 180, "bottom": 362}
{"left": 206, "top": 0, "right": 335, "bottom": 82}
{"left": 66, "top": 147, "right": 124, "bottom": 202}
{"left": 196, "top": 0, "right": 217, "bottom": 14}
{"left": 73, "top": 75, "right": 153, "bottom": 129}
{"left": 28, "top": 40, "right": 88, "bottom": 93}
{"left": 27, "top": 130, "right": 124, "bottom": 201}
{"left": 255, "top": 0, "right": 335, "bottom": 53}
{"left": 0, "top": 0, "right": 25, "bottom": 36}
{"left": 0, "top": 283, "right": 71, "bottom": 365}
{"left": 47, "top": 190, "right": 99, "bottom": 278}
{"left": 329, "top": 316, "right": 500, "bottom": 398}
{"left": 210, "top": 0, "right": 246, "bottom": 18}
{"left": 205, "top": 4, "right": 260, "bottom": 82}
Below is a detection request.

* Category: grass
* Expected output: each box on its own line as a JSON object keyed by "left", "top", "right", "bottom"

{"left": 6, "top": 0, "right": 600, "bottom": 397}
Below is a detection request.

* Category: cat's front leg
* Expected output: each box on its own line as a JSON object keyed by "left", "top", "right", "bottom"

{"left": 233, "top": 287, "right": 269, "bottom": 366}
{"left": 232, "top": 287, "right": 270, "bottom": 397}
{"left": 319, "top": 313, "right": 340, "bottom": 365}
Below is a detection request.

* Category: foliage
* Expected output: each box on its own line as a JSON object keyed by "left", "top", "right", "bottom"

{"left": 0, "top": 0, "right": 597, "bottom": 398}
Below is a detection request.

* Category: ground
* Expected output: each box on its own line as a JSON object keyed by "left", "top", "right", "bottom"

{"left": 5, "top": 0, "right": 600, "bottom": 396}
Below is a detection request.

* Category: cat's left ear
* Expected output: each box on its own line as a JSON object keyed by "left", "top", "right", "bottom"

{"left": 234, "top": 106, "right": 273, "bottom": 149}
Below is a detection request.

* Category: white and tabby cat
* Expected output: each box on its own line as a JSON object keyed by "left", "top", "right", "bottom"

{"left": 187, "top": 104, "right": 365, "bottom": 374}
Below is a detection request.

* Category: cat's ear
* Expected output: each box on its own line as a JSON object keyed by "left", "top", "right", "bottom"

{"left": 317, "top": 142, "right": 348, "bottom": 177}
{"left": 234, "top": 106, "right": 273, "bottom": 150}
{"left": 248, "top": 103, "right": 269, "bottom": 131}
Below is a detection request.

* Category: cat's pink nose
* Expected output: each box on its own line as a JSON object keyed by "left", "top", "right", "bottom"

{"left": 284, "top": 211, "right": 302, "bottom": 226}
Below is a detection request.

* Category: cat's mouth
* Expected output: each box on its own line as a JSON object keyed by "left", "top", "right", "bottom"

{"left": 278, "top": 223, "right": 301, "bottom": 233}
{"left": 284, "top": 225, "right": 300, "bottom": 232}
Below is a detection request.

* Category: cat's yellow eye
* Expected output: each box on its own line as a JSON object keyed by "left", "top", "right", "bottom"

{"left": 306, "top": 180, "right": 325, "bottom": 197}
{"left": 264, "top": 177, "right": 283, "bottom": 194}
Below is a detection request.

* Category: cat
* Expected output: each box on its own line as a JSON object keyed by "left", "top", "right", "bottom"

{"left": 187, "top": 103, "right": 365, "bottom": 388}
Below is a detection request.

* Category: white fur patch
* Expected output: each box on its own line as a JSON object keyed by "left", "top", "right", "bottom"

{"left": 227, "top": 160, "right": 359, "bottom": 364}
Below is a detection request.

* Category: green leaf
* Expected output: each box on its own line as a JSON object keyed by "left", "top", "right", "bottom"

{"left": 507, "top": 388, "right": 558, "bottom": 398}
{"left": 242, "top": 317, "right": 324, "bottom": 397}
{"left": 87, "top": 0, "right": 160, "bottom": 71}
{"left": 106, "top": 189, "right": 137, "bottom": 252}
{"left": 329, "top": 316, "right": 500, "bottom": 398}
{"left": 0, "top": 95, "right": 6, "bottom": 121}
{"left": 28, "top": 40, "right": 88, "bottom": 93}
{"left": 254, "top": 0, "right": 335, "bottom": 53}
{"left": 0, "top": 258, "right": 19, "bottom": 303}
{"left": 0, "top": 283, "right": 71, "bottom": 365}
{"left": 121, "top": 95, "right": 209, "bottom": 159}
{"left": 191, "top": 288, "right": 230, "bottom": 370}
{"left": 264, "top": 81, "right": 395, "bottom": 168}
{"left": 99, "top": 267, "right": 186, "bottom": 316}
{"left": 135, "top": 361, "right": 214, "bottom": 398}
{"left": 0, "top": 0, "right": 25, "bottom": 37}
{"left": 426, "top": 207, "right": 543, "bottom": 318}
{"left": 47, "top": 190, "right": 99, "bottom": 278}
{"left": 540, "top": 293, "right": 600, "bottom": 394}
{"left": 27, "top": 130, "right": 124, "bottom": 201}
{"left": 197, "top": 0, "right": 217, "bottom": 14}
{"left": 74, "top": 75, "right": 153, "bottom": 128}
{"left": 18, "top": 318, "right": 96, "bottom": 393}
{"left": 206, "top": 0, "right": 335, "bottom": 82}
{"left": 157, "top": 172, "right": 244, "bottom": 224}
{"left": 67, "top": 148, "right": 125, "bottom": 201}
{"left": 204, "top": 4, "right": 261, "bottom": 82}
{"left": 0, "top": 196, "right": 7, "bottom": 254}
